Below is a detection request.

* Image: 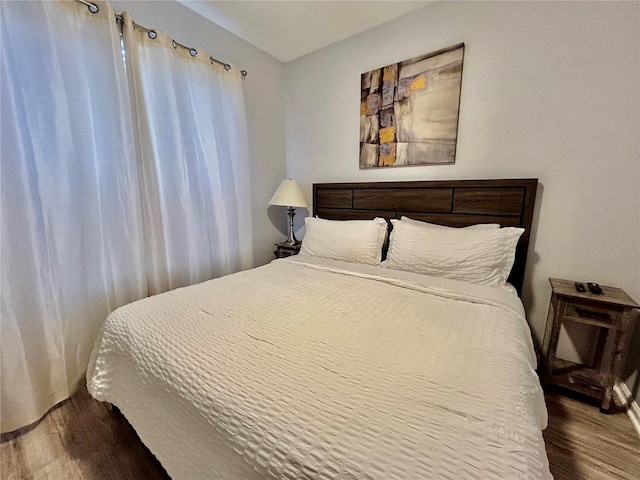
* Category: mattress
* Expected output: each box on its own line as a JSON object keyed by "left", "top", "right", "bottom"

{"left": 87, "top": 255, "right": 551, "bottom": 479}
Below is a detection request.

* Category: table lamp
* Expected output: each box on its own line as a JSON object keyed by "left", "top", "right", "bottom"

{"left": 269, "top": 179, "right": 308, "bottom": 246}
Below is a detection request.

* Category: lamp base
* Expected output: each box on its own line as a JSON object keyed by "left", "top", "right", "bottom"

{"left": 283, "top": 207, "right": 300, "bottom": 245}
{"left": 281, "top": 238, "right": 300, "bottom": 247}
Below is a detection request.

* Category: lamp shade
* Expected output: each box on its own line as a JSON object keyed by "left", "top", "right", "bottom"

{"left": 269, "top": 179, "right": 308, "bottom": 208}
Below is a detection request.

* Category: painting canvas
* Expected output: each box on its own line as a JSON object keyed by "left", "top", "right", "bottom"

{"left": 359, "top": 44, "right": 464, "bottom": 168}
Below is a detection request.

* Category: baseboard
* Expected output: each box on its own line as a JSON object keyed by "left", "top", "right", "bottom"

{"left": 613, "top": 382, "right": 640, "bottom": 438}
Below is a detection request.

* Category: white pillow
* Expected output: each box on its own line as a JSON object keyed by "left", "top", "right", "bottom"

{"left": 382, "top": 219, "right": 524, "bottom": 287}
{"left": 300, "top": 217, "right": 388, "bottom": 265}
{"left": 400, "top": 216, "right": 500, "bottom": 230}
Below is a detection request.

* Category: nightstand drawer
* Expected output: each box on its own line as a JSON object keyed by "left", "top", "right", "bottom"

{"left": 274, "top": 242, "right": 301, "bottom": 259}
{"left": 563, "top": 301, "right": 620, "bottom": 327}
{"left": 275, "top": 248, "right": 296, "bottom": 258}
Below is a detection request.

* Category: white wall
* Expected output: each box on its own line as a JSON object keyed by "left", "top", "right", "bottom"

{"left": 111, "top": 0, "right": 287, "bottom": 267}
{"left": 285, "top": 2, "right": 640, "bottom": 396}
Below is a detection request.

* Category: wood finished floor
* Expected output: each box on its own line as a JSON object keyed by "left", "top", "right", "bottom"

{"left": 543, "top": 389, "right": 640, "bottom": 480}
{"left": 0, "top": 389, "right": 169, "bottom": 480}
{"left": 1, "top": 388, "right": 639, "bottom": 479}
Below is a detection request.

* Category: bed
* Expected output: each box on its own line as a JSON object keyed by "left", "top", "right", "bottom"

{"left": 87, "top": 179, "right": 551, "bottom": 479}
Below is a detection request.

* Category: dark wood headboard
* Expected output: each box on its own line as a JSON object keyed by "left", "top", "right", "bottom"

{"left": 312, "top": 179, "right": 538, "bottom": 294}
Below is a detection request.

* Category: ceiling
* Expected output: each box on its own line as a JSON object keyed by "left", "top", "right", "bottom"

{"left": 178, "top": 1, "right": 434, "bottom": 63}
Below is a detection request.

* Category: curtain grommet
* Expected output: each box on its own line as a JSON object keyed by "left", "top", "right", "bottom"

{"left": 224, "top": 64, "right": 231, "bottom": 72}
{"left": 189, "top": 48, "right": 197, "bottom": 57}
{"left": 87, "top": 3, "right": 99, "bottom": 14}
{"left": 172, "top": 40, "right": 177, "bottom": 49}
{"left": 148, "top": 31, "right": 157, "bottom": 40}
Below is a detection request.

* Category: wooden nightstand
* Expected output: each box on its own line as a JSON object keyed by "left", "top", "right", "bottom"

{"left": 274, "top": 242, "right": 301, "bottom": 259}
{"left": 541, "top": 278, "right": 638, "bottom": 412}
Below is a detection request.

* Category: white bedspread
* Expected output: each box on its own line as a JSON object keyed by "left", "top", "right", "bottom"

{"left": 87, "top": 255, "right": 551, "bottom": 479}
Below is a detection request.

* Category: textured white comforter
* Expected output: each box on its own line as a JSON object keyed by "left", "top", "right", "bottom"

{"left": 87, "top": 255, "right": 551, "bottom": 479}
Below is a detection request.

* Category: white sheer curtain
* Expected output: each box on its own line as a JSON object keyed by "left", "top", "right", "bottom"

{"left": 122, "top": 13, "right": 253, "bottom": 295}
{"left": 0, "top": 1, "right": 147, "bottom": 433}
{"left": 1, "top": 2, "right": 254, "bottom": 432}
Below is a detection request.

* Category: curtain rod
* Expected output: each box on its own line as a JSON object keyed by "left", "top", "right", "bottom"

{"left": 76, "top": 0, "right": 248, "bottom": 77}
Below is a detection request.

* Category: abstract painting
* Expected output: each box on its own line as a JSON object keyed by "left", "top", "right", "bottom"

{"left": 359, "top": 44, "right": 464, "bottom": 168}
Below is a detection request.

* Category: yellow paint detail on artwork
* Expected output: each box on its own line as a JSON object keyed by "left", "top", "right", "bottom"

{"left": 360, "top": 101, "right": 367, "bottom": 116}
{"left": 379, "top": 144, "right": 396, "bottom": 166}
{"left": 408, "top": 75, "right": 427, "bottom": 92}
{"left": 379, "top": 126, "right": 395, "bottom": 144}
{"left": 383, "top": 66, "right": 395, "bottom": 82}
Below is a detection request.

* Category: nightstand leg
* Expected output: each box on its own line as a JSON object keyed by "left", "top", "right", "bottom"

{"left": 600, "top": 310, "right": 634, "bottom": 413}
{"left": 542, "top": 298, "right": 566, "bottom": 389}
